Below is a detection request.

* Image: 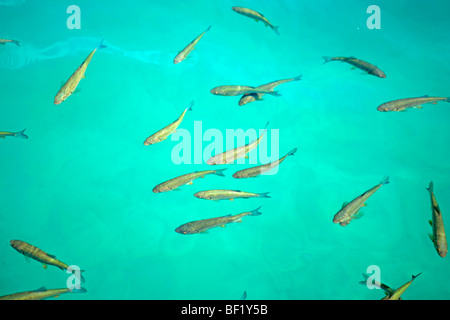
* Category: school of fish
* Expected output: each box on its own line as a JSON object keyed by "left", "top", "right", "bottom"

{"left": 1, "top": 4, "right": 448, "bottom": 301}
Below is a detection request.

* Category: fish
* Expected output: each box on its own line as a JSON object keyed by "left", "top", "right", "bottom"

{"left": 210, "top": 85, "right": 281, "bottom": 97}
{"left": 54, "top": 39, "right": 105, "bottom": 105}
{"left": 333, "top": 176, "right": 390, "bottom": 226}
{"left": 231, "top": 7, "right": 279, "bottom": 35}
{"left": 322, "top": 56, "right": 386, "bottom": 78}
{"left": 0, "top": 287, "right": 86, "bottom": 300}
{"left": 10, "top": 240, "right": 84, "bottom": 277}
{"left": 174, "top": 25, "right": 211, "bottom": 64}
{"left": 238, "top": 75, "right": 302, "bottom": 106}
{"left": 381, "top": 273, "right": 422, "bottom": 300}
{"left": 377, "top": 96, "right": 450, "bottom": 112}
{"left": 144, "top": 101, "right": 194, "bottom": 145}
{"left": 153, "top": 168, "right": 227, "bottom": 193}
{"left": 175, "top": 206, "right": 262, "bottom": 234}
{"left": 0, "top": 129, "right": 28, "bottom": 139}
{"left": 207, "top": 122, "right": 269, "bottom": 165}
{"left": 359, "top": 273, "right": 402, "bottom": 300}
{"left": 0, "top": 38, "right": 20, "bottom": 46}
{"left": 232, "top": 147, "right": 297, "bottom": 178}
{"left": 426, "top": 181, "right": 448, "bottom": 258}
{"left": 194, "top": 189, "right": 271, "bottom": 201}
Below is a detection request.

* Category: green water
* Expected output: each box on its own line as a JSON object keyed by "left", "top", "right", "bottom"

{"left": 0, "top": 0, "right": 449, "bottom": 300}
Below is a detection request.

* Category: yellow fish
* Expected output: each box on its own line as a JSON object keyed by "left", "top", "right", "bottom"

{"left": 54, "top": 40, "right": 105, "bottom": 105}
{"left": 232, "top": 7, "right": 279, "bottom": 35}
{"left": 0, "top": 129, "right": 28, "bottom": 139}
{"left": 174, "top": 25, "right": 211, "bottom": 64}
{"left": 143, "top": 101, "right": 193, "bottom": 145}
{"left": 0, "top": 38, "right": 20, "bottom": 46}
{"left": 0, "top": 287, "right": 86, "bottom": 300}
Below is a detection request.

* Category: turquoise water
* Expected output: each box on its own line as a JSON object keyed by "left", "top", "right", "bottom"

{"left": 1, "top": 0, "right": 449, "bottom": 301}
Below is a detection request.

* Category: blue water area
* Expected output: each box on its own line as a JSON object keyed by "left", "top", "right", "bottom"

{"left": 1, "top": 0, "right": 449, "bottom": 300}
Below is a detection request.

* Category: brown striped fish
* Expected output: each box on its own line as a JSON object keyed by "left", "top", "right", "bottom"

{"left": 377, "top": 96, "right": 449, "bottom": 112}
{"left": 232, "top": 7, "right": 279, "bottom": 35}
{"left": 233, "top": 147, "right": 297, "bottom": 178}
{"left": 174, "top": 25, "right": 211, "bottom": 64}
{"left": 323, "top": 56, "right": 386, "bottom": 78}
{"left": 426, "top": 181, "right": 447, "bottom": 258}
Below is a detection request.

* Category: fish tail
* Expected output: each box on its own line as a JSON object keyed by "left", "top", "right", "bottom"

{"left": 412, "top": 273, "right": 422, "bottom": 281}
{"left": 446, "top": 97, "right": 450, "bottom": 102}
{"left": 293, "top": 74, "right": 302, "bottom": 81}
{"left": 322, "top": 56, "right": 334, "bottom": 64}
{"left": 14, "top": 129, "right": 28, "bottom": 139}
{"left": 426, "top": 181, "right": 434, "bottom": 192}
{"left": 267, "top": 90, "right": 281, "bottom": 96}
{"left": 272, "top": 26, "right": 280, "bottom": 35}
{"left": 98, "top": 39, "right": 107, "bottom": 50}
{"left": 186, "top": 100, "right": 194, "bottom": 111}
{"left": 358, "top": 273, "right": 369, "bottom": 285}
{"left": 258, "top": 192, "right": 271, "bottom": 198}
{"left": 380, "top": 176, "right": 390, "bottom": 185}
{"left": 205, "top": 25, "right": 212, "bottom": 32}
{"left": 69, "top": 287, "right": 87, "bottom": 294}
{"left": 13, "top": 40, "right": 20, "bottom": 46}
{"left": 286, "top": 147, "right": 298, "bottom": 157}
{"left": 213, "top": 168, "right": 227, "bottom": 177}
{"left": 248, "top": 206, "right": 263, "bottom": 216}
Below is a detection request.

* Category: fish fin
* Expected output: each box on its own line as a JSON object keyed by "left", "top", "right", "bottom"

{"left": 0, "top": 136, "right": 5, "bottom": 138}
{"left": 361, "top": 203, "right": 367, "bottom": 207}
{"left": 412, "top": 273, "right": 422, "bottom": 281}
{"left": 341, "top": 201, "right": 349, "bottom": 208}
{"left": 268, "top": 91, "right": 281, "bottom": 96}
{"left": 24, "top": 256, "right": 30, "bottom": 263}
{"left": 220, "top": 225, "right": 226, "bottom": 227}
{"left": 322, "top": 56, "right": 333, "bottom": 64}
{"left": 97, "top": 39, "right": 107, "bottom": 50}
{"left": 420, "top": 95, "right": 430, "bottom": 98}
{"left": 351, "top": 67, "right": 356, "bottom": 70}
{"left": 286, "top": 147, "right": 298, "bottom": 156}
{"left": 428, "top": 233, "right": 435, "bottom": 243}
{"left": 73, "top": 88, "right": 82, "bottom": 94}
{"left": 187, "top": 181, "right": 193, "bottom": 185}
{"left": 258, "top": 192, "right": 271, "bottom": 198}
{"left": 213, "top": 168, "right": 227, "bottom": 177}
{"left": 415, "top": 105, "right": 423, "bottom": 108}
{"left": 293, "top": 74, "right": 302, "bottom": 81}
{"left": 428, "top": 220, "right": 433, "bottom": 226}
{"left": 54, "top": 295, "right": 60, "bottom": 298}
{"left": 199, "top": 231, "right": 209, "bottom": 234}
{"left": 34, "top": 286, "right": 47, "bottom": 292}
{"left": 13, "top": 40, "right": 20, "bottom": 46}
{"left": 245, "top": 155, "right": 249, "bottom": 159}
{"left": 273, "top": 26, "right": 280, "bottom": 35}
{"left": 69, "top": 287, "right": 87, "bottom": 294}
{"left": 42, "top": 264, "right": 48, "bottom": 269}
{"left": 380, "top": 176, "right": 390, "bottom": 185}
{"left": 14, "top": 129, "right": 28, "bottom": 139}
{"left": 446, "top": 97, "right": 450, "bottom": 102}
{"left": 352, "top": 211, "right": 365, "bottom": 220}
{"left": 229, "top": 198, "right": 234, "bottom": 201}
{"left": 249, "top": 206, "right": 263, "bottom": 216}
{"left": 240, "top": 290, "right": 247, "bottom": 300}
{"left": 186, "top": 100, "right": 194, "bottom": 112}
{"left": 426, "top": 181, "right": 433, "bottom": 192}
{"left": 205, "top": 25, "right": 212, "bottom": 32}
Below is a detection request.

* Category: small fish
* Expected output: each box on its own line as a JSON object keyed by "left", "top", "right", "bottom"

{"left": 381, "top": 273, "right": 422, "bottom": 300}
{"left": 232, "top": 7, "right": 279, "bottom": 35}
{"left": 0, "top": 287, "right": 86, "bottom": 300}
{"left": 0, "top": 38, "right": 20, "bottom": 46}
{"left": 377, "top": 96, "right": 450, "bottom": 112}
{"left": 0, "top": 129, "right": 28, "bottom": 139}
{"left": 359, "top": 273, "right": 402, "bottom": 300}
{"left": 206, "top": 122, "right": 269, "bottom": 165}
{"left": 10, "top": 240, "right": 83, "bottom": 277}
{"left": 238, "top": 75, "right": 302, "bottom": 106}
{"left": 233, "top": 147, "right": 297, "bottom": 178}
{"left": 333, "top": 176, "right": 390, "bottom": 226}
{"left": 54, "top": 39, "right": 105, "bottom": 105}
{"left": 175, "top": 206, "right": 262, "bottom": 234}
{"left": 210, "top": 85, "right": 281, "bottom": 97}
{"left": 322, "top": 56, "right": 386, "bottom": 78}
{"left": 153, "top": 168, "right": 227, "bottom": 193}
{"left": 144, "top": 101, "right": 194, "bottom": 145}
{"left": 426, "top": 181, "right": 447, "bottom": 258}
{"left": 174, "top": 25, "right": 211, "bottom": 64}
{"left": 194, "top": 189, "right": 271, "bottom": 201}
